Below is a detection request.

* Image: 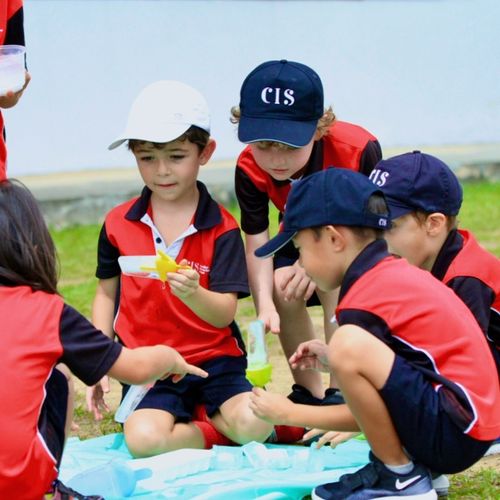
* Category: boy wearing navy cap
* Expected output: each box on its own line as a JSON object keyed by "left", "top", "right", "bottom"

{"left": 88, "top": 81, "right": 273, "bottom": 457}
{"left": 249, "top": 168, "right": 500, "bottom": 499}
{"left": 232, "top": 60, "right": 382, "bottom": 403}
{"left": 372, "top": 151, "right": 500, "bottom": 373}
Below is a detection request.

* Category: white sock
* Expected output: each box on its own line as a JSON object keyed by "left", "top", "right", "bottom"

{"left": 384, "top": 461, "right": 414, "bottom": 475}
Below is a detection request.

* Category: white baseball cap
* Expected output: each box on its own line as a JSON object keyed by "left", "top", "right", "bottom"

{"left": 108, "top": 80, "right": 210, "bottom": 150}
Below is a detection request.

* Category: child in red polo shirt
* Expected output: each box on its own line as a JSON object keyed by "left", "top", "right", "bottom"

{"left": 248, "top": 168, "right": 499, "bottom": 499}
{"left": 88, "top": 80, "right": 274, "bottom": 457}
{"left": 0, "top": 0, "right": 31, "bottom": 179}
{"left": 232, "top": 60, "right": 382, "bottom": 402}
{"left": 0, "top": 179, "right": 207, "bottom": 498}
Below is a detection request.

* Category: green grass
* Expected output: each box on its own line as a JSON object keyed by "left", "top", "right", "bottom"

{"left": 50, "top": 181, "right": 500, "bottom": 499}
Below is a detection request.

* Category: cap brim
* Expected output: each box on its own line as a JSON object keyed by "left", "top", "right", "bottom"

{"left": 108, "top": 123, "right": 193, "bottom": 150}
{"left": 385, "top": 198, "right": 414, "bottom": 220}
{"left": 254, "top": 230, "right": 297, "bottom": 259}
{"left": 238, "top": 116, "right": 318, "bottom": 147}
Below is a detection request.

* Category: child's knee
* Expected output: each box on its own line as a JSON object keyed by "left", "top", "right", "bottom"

{"left": 124, "top": 417, "right": 171, "bottom": 458}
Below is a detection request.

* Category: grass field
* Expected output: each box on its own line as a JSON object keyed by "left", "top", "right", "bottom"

{"left": 52, "top": 181, "right": 500, "bottom": 499}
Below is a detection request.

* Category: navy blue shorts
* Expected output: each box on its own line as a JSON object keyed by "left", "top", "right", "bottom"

{"left": 379, "top": 355, "right": 491, "bottom": 474}
{"left": 39, "top": 368, "right": 68, "bottom": 467}
{"left": 125, "top": 355, "right": 253, "bottom": 421}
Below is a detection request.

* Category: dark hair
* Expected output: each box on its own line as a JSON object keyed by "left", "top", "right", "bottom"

{"left": 0, "top": 179, "right": 59, "bottom": 294}
{"left": 127, "top": 125, "right": 210, "bottom": 153}
{"left": 311, "top": 193, "right": 389, "bottom": 241}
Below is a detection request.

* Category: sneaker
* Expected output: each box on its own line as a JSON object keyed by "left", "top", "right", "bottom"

{"left": 312, "top": 454, "right": 437, "bottom": 499}
{"left": 322, "top": 388, "right": 345, "bottom": 406}
{"left": 431, "top": 473, "right": 449, "bottom": 497}
{"left": 287, "top": 384, "right": 323, "bottom": 406}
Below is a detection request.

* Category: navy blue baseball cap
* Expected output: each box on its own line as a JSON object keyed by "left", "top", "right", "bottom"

{"left": 372, "top": 151, "right": 463, "bottom": 219}
{"left": 255, "top": 169, "right": 390, "bottom": 258}
{"left": 238, "top": 60, "right": 324, "bottom": 147}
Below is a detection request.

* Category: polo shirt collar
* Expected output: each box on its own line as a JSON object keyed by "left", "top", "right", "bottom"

{"left": 339, "top": 239, "right": 390, "bottom": 303}
{"left": 125, "top": 181, "right": 222, "bottom": 230}
{"left": 430, "top": 229, "right": 463, "bottom": 281}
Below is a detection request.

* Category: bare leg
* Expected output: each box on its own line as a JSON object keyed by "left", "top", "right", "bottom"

{"left": 212, "top": 392, "right": 274, "bottom": 444}
{"left": 124, "top": 408, "right": 204, "bottom": 458}
{"left": 274, "top": 278, "right": 324, "bottom": 398}
{"left": 329, "top": 325, "right": 409, "bottom": 465}
{"left": 317, "top": 287, "right": 340, "bottom": 389}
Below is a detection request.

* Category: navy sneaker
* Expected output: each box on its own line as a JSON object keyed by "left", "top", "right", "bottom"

{"left": 322, "top": 388, "right": 345, "bottom": 406}
{"left": 312, "top": 454, "right": 437, "bottom": 499}
{"left": 287, "top": 384, "right": 323, "bottom": 405}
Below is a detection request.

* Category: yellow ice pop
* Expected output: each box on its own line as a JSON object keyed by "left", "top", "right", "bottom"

{"left": 139, "top": 249, "right": 191, "bottom": 283}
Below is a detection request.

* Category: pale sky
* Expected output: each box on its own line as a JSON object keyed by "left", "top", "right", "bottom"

{"left": 5, "top": 0, "right": 500, "bottom": 174}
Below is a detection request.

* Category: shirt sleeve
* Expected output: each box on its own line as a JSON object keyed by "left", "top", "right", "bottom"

{"left": 95, "top": 222, "right": 121, "bottom": 279}
{"left": 235, "top": 166, "right": 270, "bottom": 234}
{"left": 59, "top": 304, "right": 123, "bottom": 386}
{"left": 209, "top": 228, "right": 250, "bottom": 298}
{"left": 5, "top": 4, "right": 25, "bottom": 46}
{"left": 446, "top": 276, "right": 494, "bottom": 335}
{"left": 358, "top": 139, "right": 383, "bottom": 176}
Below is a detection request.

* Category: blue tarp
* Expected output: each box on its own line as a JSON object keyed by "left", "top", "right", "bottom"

{"left": 59, "top": 433, "right": 370, "bottom": 499}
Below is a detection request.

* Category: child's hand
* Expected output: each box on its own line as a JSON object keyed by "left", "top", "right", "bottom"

{"left": 167, "top": 259, "right": 199, "bottom": 300}
{"left": 159, "top": 348, "right": 208, "bottom": 383}
{"left": 275, "top": 263, "right": 316, "bottom": 302}
{"left": 0, "top": 71, "right": 31, "bottom": 109}
{"left": 86, "top": 376, "right": 110, "bottom": 421}
{"left": 258, "top": 307, "right": 280, "bottom": 335}
{"left": 289, "top": 339, "right": 330, "bottom": 372}
{"left": 248, "top": 387, "right": 294, "bottom": 425}
{"left": 304, "top": 428, "right": 361, "bottom": 449}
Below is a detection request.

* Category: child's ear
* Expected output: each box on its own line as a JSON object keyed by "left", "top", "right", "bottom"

{"left": 199, "top": 139, "right": 216, "bottom": 165}
{"left": 425, "top": 213, "right": 447, "bottom": 236}
{"left": 324, "top": 225, "right": 346, "bottom": 251}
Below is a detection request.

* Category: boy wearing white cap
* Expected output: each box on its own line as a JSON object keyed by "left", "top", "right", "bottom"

{"left": 88, "top": 81, "right": 273, "bottom": 457}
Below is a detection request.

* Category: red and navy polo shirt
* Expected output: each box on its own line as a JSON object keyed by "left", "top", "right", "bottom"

{"left": 235, "top": 120, "right": 381, "bottom": 236}
{"left": 431, "top": 229, "right": 500, "bottom": 373}
{"left": 336, "top": 239, "right": 500, "bottom": 441}
{"left": 96, "top": 181, "right": 250, "bottom": 366}
{"left": 0, "top": 285, "right": 122, "bottom": 497}
{"left": 0, "top": 0, "right": 25, "bottom": 180}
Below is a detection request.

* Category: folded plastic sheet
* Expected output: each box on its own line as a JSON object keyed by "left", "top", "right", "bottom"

{"left": 59, "top": 433, "right": 370, "bottom": 499}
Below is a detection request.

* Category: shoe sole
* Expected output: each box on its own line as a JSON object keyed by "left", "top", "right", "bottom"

{"left": 311, "top": 490, "right": 438, "bottom": 499}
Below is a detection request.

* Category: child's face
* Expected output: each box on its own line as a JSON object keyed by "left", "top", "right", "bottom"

{"left": 133, "top": 139, "right": 213, "bottom": 202}
{"left": 385, "top": 213, "right": 429, "bottom": 268}
{"left": 249, "top": 137, "right": 316, "bottom": 181}
{"left": 293, "top": 227, "right": 342, "bottom": 292}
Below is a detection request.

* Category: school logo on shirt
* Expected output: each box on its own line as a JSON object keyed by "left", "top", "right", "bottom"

{"left": 188, "top": 261, "right": 210, "bottom": 275}
{"left": 261, "top": 87, "right": 295, "bottom": 106}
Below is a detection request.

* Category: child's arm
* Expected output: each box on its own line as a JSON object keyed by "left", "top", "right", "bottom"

{"left": 245, "top": 231, "right": 280, "bottom": 334}
{"left": 167, "top": 261, "right": 237, "bottom": 328}
{"left": 86, "top": 277, "right": 118, "bottom": 420}
{"left": 108, "top": 344, "right": 208, "bottom": 385}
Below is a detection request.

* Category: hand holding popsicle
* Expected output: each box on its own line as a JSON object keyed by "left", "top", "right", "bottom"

{"left": 139, "top": 249, "right": 191, "bottom": 283}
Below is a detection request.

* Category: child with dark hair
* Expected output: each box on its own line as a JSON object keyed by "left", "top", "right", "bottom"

{"left": 249, "top": 168, "right": 499, "bottom": 499}
{"left": 0, "top": 179, "right": 207, "bottom": 498}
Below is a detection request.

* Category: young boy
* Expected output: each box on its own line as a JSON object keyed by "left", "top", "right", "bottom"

{"left": 232, "top": 59, "right": 382, "bottom": 402}
{"left": 87, "top": 80, "right": 273, "bottom": 457}
{"left": 0, "top": 179, "right": 207, "bottom": 498}
{"left": 249, "top": 168, "right": 500, "bottom": 499}
{"left": 371, "top": 150, "right": 500, "bottom": 372}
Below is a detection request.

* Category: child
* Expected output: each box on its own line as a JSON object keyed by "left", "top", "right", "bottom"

{"left": 0, "top": 0, "right": 31, "bottom": 179}
{"left": 248, "top": 168, "right": 499, "bottom": 499}
{"left": 372, "top": 151, "right": 500, "bottom": 372}
{"left": 232, "top": 59, "right": 382, "bottom": 402}
{"left": 0, "top": 179, "right": 207, "bottom": 498}
{"left": 87, "top": 80, "right": 273, "bottom": 457}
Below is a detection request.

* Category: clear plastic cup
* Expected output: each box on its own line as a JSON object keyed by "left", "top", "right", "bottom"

{"left": 0, "top": 45, "right": 26, "bottom": 96}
